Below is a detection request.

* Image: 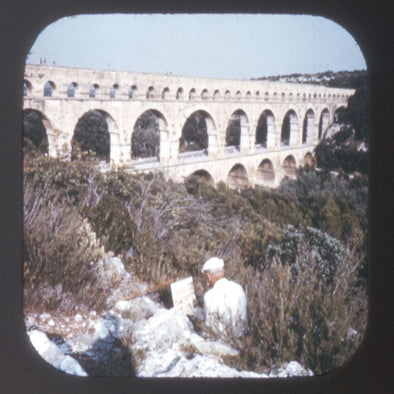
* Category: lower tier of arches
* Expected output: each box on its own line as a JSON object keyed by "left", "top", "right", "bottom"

{"left": 128, "top": 147, "right": 315, "bottom": 189}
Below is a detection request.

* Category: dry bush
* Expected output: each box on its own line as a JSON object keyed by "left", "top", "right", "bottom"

{"left": 116, "top": 173, "right": 216, "bottom": 284}
{"left": 23, "top": 182, "right": 106, "bottom": 313}
{"left": 90, "top": 195, "right": 136, "bottom": 256}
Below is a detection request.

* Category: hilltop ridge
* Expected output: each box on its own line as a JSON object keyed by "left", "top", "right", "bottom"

{"left": 253, "top": 70, "right": 367, "bottom": 89}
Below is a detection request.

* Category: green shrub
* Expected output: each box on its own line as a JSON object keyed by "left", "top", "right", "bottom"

{"left": 24, "top": 153, "right": 103, "bottom": 205}
{"left": 235, "top": 227, "right": 367, "bottom": 374}
{"left": 314, "top": 140, "right": 368, "bottom": 174}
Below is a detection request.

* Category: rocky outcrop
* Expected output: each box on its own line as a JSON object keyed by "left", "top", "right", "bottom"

{"left": 25, "top": 258, "right": 313, "bottom": 378}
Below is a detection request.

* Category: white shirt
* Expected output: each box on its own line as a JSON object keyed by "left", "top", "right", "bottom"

{"left": 203, "top": 278, "right": 248, "bottom": 339}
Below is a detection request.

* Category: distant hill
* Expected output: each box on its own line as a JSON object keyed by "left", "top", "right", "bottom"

{"left": 253, "top": 70, "right": 367, "bottom": 90}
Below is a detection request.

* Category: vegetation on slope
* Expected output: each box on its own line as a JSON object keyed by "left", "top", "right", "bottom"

{"left": 23, "top": 149, "right": 367, "bottom": 375}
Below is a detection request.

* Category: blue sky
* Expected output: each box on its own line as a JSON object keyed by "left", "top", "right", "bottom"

{"left": 27, "top": 14, "right": 366, "bottom": 79}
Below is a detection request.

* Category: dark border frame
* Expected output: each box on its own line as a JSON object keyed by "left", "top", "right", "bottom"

{"left": 1, "top": 1, "right": 392, "bottom": 393}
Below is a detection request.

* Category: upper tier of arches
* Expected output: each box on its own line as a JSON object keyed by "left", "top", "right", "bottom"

{"left": 23, "top": 64, "right": 354, "bottom": 104}
{"left": 24, "top": 78, "right": 353, "bottom": 103}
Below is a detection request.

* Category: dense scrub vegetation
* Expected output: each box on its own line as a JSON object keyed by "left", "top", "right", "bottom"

{"left": 23, "top": 147, "right": 367, "bottom": 375}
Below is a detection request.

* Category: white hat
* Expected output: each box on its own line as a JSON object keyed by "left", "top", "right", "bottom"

{"left": 201, "top": 257, "right": 224, "bottom": 273}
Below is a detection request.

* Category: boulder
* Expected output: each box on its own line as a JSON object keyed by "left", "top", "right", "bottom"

{"left": 28, "top": 330, "right": 87, "bottom": 376}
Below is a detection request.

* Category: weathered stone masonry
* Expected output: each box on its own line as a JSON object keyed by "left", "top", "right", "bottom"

{"left": 23, "top": 64, "right": 355, "bottom": 188}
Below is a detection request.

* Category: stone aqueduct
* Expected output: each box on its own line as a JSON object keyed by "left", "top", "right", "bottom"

{"left": 23, "top": 64, "right": 354, "bottom": 188}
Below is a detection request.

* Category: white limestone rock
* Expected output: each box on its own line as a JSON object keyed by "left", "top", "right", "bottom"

{"left": 156, "top": 354, "right": 267, "bottom": 378}
{"left": 270, "top": 361, "right": 313, "bottom": 377}
{"left": 189, "top": 334, "right": 239, "bottom": 358}
{"left": 114, "top": 295, "right": 160, "bottom": 321}
{"left": 28, "top": 330, "right": 87, "bottom": 376}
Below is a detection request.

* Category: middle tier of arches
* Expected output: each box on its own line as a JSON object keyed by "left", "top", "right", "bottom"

{"left": 27, "top": 101, "right": 334, "bottom": 163}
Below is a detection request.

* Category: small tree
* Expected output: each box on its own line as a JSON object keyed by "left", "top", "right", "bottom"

{"left": 131, "top": 111, "right": 160, "bottom": 158}
{"left": 23, "top": 109, "right": 49, "bottom": 154}
{"left": 225, "top": 115, "right": 241, "bottom": 147}
{"left": 337, "top": 86, "right": 368, "bottom": 141}
{"left": 72, "top": 110, "right": 110, "bottom": 161}
{"left": 179, "top": 112, "right": 208, "bottom": 152}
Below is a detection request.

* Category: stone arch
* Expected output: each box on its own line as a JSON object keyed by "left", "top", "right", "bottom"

{"left": 256, "top": 109, "right": 275, "bottom": 148}
{"left": 179, "top": 110, "right": 215, "bottom": 155}
{"left": 67, "top": 82, "right": 78, "bottom": 98}
{"left": 43, "top": 81, "right": 56, "bottom": 97}
{"left": 282, "top": 155, "right": 297, "bottom": 178}
{"left": 129, "top": 85, "right": 137, "bottom": 99}
{"left": 264, "top": 91, "right": 269, "bottom": 101}
{"left": 246, "top": 91, "right": 251, "bottom": 99}
{"left": 281, "top": 110, "right": 298, "bottom": 146}
{"left": 318, "top": 108, "right": 330, "bottom": 140}
{"left": 255, "top": 91, "right": 260, "bottom": 98}
{"left": 235, "top": 91, "right": 241, "bottom": 100}
{"left": 225, "top": 90, "right": 231, "bottom": 100}
{"left": 281, "top": 92, "right": 285, "bottom": 101}
{"left": 225, "top": 109, "right": 248, "bottom": 152}
{"left": 131, "top": 109, "right": 167, "bottom": 160}
{"left": 227, "top": 164, "right": 248, "bottom": 190}
{"left": 146, "top": 86, "right": 155, "bottom": 99}
{"left": 72, "top": 109, "right": 115, "bottom": 162}
{"left": 22, "top": 108, "right": 50, "bottom": 154}
{"left": 110, "top": 83, "right": 119, "bottom": 98}
{"left": 256, "top": 159, "right": 275, "bottom": 187}
{"left": 334, "top": 105, "right": 346, "bottom": 122}
{"left": 162, "top": 87, "right": 170, "bottom": 100}
{"left": 89, "top": 84, "right": 99, "bottom": 98}
{"left": 23, "top": 80, "right": 32, "bottom": 97}
{"left": 187, "top": 170, "right": 215, "bottom": 187}
{"left": 302, "top": 109, "right": 315, "bottom": 144}
{"left": 189, "top": 88, "right": 196, "bottom": 100}
{"left": 303, "top": 152, "right": 315, "bottom": 167}
{"left": 213, "top": 90, "right": 220, "bottom": 100}
{"left": 201, "top": 89, "right": 209, "bottom": 100}
{"left": 176, "top": 87, "right": 184, "bottom": 100}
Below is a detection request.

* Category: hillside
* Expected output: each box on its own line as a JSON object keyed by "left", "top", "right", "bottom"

{"left": 253, "top": 70, "right": 367, "bottom": 89}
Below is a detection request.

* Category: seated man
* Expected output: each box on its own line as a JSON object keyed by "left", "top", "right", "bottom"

{"left": 201, "top": 257, "right": 248, "bottom": 340}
